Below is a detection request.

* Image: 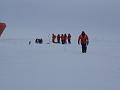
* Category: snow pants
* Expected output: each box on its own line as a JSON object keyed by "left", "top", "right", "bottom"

{"left": 68, "top": 39, "right": 71, "bottom": 44}
{"left": 81, "top": 44, "right": 87, "bottom": 53}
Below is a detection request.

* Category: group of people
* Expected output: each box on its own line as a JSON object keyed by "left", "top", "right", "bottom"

{"left": 52, "top": 33, "right": 71, "bottom": 44}
{"left": 52, "top": 31, "right": 89, "bottom": 53}
{"left": 29, "top": 31, "right": 89, "bottom": 53}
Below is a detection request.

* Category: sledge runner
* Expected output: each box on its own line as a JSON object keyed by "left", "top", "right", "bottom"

{"left": 78, "top": 31, "right": 89, "bottom": 53}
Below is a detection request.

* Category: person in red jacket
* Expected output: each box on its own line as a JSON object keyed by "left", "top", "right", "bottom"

{"left": 52, "top": 33, "right": 56, "bottom": 43}
{"left": 64, "top": 33, "right": 67, "bottom": 44}
{"left": 61, "top": 34, "right": 65, "bottom": 44}
{"left": 68, "top": 33, "right": 71, "bottom": 44}
{"left": 57, "top": 34, "right": 61, "bottom": 43}
{"left": 78, "top": 31, "right": 89, "bottom": 53}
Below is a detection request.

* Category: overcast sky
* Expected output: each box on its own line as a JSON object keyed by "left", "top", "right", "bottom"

{"left": 0, "top": 0, "right": 120, "bottom": 38}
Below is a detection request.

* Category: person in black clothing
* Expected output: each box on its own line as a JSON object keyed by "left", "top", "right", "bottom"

{"left": 61, "top": 34, "right": 64, "bottom": 44}
{"left": 68, "top": 33, "right": 71, "bottom": 44}
{"left": 57, "top": 34, "right": 61, "bottom": 43}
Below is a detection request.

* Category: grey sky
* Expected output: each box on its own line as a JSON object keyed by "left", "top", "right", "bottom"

{"left": 0, "top": 0, "right": 120, "bottom": 38}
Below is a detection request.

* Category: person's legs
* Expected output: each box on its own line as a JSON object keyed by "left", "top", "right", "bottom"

{"left": 68, "top": 39, "right": 71, "bottom": 44}
{"left": 84, "top": 45, "right": 87, "bottom": 53}
{"left": 82, "top": 44, "right": 84, "bottom": 53}
{"left": 82, "top": 44, "right": 87, "bottom": 53}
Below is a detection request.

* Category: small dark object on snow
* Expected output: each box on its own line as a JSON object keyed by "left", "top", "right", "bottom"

{"left": 35, "top": 38, "right": 43, "bottom": 44}
{"left": 29, "top": 41, "right": 31, "bottom": 45}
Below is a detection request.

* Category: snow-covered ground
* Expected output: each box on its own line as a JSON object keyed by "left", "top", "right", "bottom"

{"left": 0, "top": 33, "right": 120, "bottom": 90}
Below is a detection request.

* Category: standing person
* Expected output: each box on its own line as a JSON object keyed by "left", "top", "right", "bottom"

{"left": 57, "top": 34, "right": 61, "bottom": 43}
{"left": 52, "top": 33, "right": 56, "bottom": 43}
{"left": 68, "top": 33, "right": 71, "bottom": 44}
{"left": 61, "top": 34, "right": 65, "bottom": 44}
{"left": 64, "top": 33, "right": 67, "bottom": 44}
{"left": 78, "top": 31, "right": 89, "bottom": 53}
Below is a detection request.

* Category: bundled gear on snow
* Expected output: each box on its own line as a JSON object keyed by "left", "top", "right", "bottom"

{"left": 35, "top": 38, "right": 43, "bottom": 44}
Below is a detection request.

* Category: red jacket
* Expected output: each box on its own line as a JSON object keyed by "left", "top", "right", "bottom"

{"left": 78, "top": 34, "right": 89, "bottom": 45}
{"left": 57, "top": 34, "right": 60, "bottom": 40}
{"left": 52, "top": 34, "right": 56, "bottom": 43}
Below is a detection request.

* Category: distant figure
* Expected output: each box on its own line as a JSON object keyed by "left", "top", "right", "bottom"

{"left": 52, "top": 33, "right": 56, "bottom": 43}
{"left": 78, "top": 31, "right": 89, "bottom": 53}
{"left": 57, "top": 34, "right": 61, "bottom": 43}
{"left": 29, "top": 41, "right": 31, "bottom": 45}
{"left": 61, "top": 34, "right": 65, "bottom": 44}
{"left": 64, "top": 33, "right": 67, "bottom": 44}
{"left": 68, "top": 33, "right": 71, "bottom": 44}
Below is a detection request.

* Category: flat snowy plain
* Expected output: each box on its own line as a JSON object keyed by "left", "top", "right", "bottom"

{"left": 0, "top": 32, "right": 120, "bottom": 90}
